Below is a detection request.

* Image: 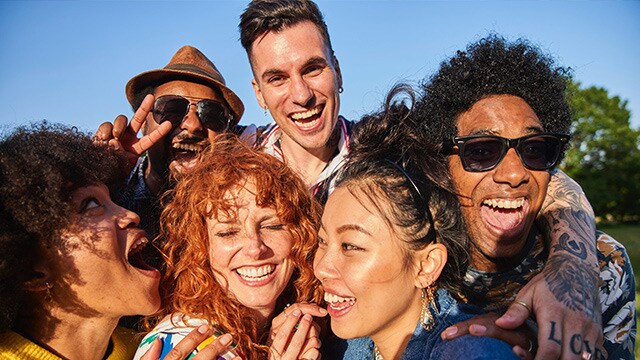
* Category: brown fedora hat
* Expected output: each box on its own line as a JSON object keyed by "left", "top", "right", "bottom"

{"left": 125, "top": 45, "right": 244, "bottom": 124}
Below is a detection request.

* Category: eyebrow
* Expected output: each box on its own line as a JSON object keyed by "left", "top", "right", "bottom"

{"left": 336, "top": 224, "right": 372, "bottom": 236}
{"left": 467, "top": 125, "right": 544, "bottom": 137}
{"left": 260, "top": 56, "right": 329, "bottom": 81}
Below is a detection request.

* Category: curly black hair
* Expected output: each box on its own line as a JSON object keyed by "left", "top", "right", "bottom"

{"left": 415, "top": 35, "right": 573, "bottom": 151}
{"left": 336, "top": 84, "right": 470, "bottom": 295}
{"left": 0, "top": 122, "right": 127, "bottom": 331}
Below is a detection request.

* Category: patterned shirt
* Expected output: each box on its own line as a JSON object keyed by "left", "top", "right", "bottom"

{"left": 250, "top": 116, "right": 353, "bottom": 205}
{"left": 461, "top": 228, "right": 637, "bottom": 359}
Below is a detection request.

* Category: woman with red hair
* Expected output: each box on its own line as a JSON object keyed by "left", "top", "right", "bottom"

{"left": 135, "top": 135, "right": 325, "bottom": 360}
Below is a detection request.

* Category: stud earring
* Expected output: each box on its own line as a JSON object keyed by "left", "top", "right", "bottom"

{"left": 338, "top": 86, "right": 344, "bottom": 94}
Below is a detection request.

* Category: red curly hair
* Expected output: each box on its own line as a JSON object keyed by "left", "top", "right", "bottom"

{"left": 146, "top": 135, "right": 322, "bottom": 358}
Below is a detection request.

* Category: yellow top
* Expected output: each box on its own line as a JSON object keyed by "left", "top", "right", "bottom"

{"left": 0, "top": 327, "right": 139, "bottom": 360}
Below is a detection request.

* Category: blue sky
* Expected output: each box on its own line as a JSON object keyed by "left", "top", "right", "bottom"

{"left": 1, "top": 0, "right": 638, "bottom": 135}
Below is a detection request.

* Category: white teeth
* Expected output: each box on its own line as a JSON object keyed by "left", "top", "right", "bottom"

{"left": 324, "top": 292, "right": 356, "bottom": 304}
{"left": 129, "top": 237, "right": 148, "bottom": 255}
{"left": 290, "top": 107, "right": 320, "bottom": 120}
{"left": 236, "top": 264, "right": 275, "bottom": 280}
{"left": 172, "top": 143, "right": 203, "bottom": 152}
{"left": 482, "top": 198, "right": 525, "bottom": 209}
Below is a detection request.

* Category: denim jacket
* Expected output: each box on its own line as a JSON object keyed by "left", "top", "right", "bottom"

{"left": 328, "top": 289, "right": 518, "bottom": 360}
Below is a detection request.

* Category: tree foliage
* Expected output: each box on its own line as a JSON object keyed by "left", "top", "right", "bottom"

{"left": 561, "top": 81, "right": 640, "bottom": 222}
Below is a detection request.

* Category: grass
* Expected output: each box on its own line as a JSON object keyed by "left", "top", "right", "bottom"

{"left": 598, "top": 223, "right": 639, "bottom": 358}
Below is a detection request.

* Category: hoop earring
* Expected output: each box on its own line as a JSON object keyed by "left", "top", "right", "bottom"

{"left": 338, "top": 86, "right": 344, "bottom": 94}
{"left": 420, "top": 286, "right": 436, "bottom": 330}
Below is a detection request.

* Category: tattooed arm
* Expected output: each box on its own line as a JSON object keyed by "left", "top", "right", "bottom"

{"left": 496, "top": 169, "right": 603, "bottom": 359}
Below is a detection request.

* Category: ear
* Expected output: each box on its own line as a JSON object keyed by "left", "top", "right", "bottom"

{"left": 333, "top": 54, "right": 343, "bottom": 89}
{"left": 413, "top": 243, "right": 447, "bottom": 289}
{"left": 22, "top": 270, "right": 53, "bottom": 293}
{"left": 251, "top": 78, "right": 268, "bottom": 110}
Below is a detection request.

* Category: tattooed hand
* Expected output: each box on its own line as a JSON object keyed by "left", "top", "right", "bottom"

{"left": 496, "top": 170, "right": 603, "bottom": 359}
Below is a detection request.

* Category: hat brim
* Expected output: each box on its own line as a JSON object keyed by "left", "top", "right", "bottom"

{"left": 125, "top": 69, "right": 244, "bottom": 125}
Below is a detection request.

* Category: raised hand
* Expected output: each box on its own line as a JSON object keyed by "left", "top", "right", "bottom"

{"left": 93, "top": 94, "right": 172, "bottom": 172}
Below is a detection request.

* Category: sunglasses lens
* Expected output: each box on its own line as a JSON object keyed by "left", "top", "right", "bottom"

{"left": 518, "top": 136, "right": 562, "bottom": 170}
{"left": 153, "top": 96, "right": 189, "bottom": 126}
{"left": 197, "top": 100, "right": 230, "bottom": 132}
{"left": 461, "top": 138, "right": 505, "bottom": 171}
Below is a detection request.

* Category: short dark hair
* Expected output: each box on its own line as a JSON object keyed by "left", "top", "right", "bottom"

{"left": 239, "top": 0, "right": 334, "bottom": 59}
{"left": 0, "top": 122, "right": 127, "bottom": 330}
{"left": 416, "top": 35, "right": 573, "bottom": 153}
{"left": 336, "top": 84, "right": 470, "bottom": 295}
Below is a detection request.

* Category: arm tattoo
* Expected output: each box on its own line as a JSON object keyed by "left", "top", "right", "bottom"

{"left": 539, "top": 170, "right": 600, "bottom": 320}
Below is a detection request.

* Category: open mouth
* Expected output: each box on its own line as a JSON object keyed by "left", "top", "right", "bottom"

{"left": 127, "top": 237, "right": 157, "bottom": 272}
{"left": 290, "top": 107, "right": 322, "bottom": 130}
{"left": 235, "top": 264, "right": 276, "bottom": 282}
{"left": 324, "top": 291, "right": 356, "bottom": 312}
{"left": 480, "top": 197, "right": 528, "bottom": 234}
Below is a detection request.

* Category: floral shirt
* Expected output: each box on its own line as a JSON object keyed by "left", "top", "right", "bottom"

{"left": 133, "top": 315, "right": 239, "bottom": 360}
{"left": 461, "top": 228, "right": 636, "bottom": 359}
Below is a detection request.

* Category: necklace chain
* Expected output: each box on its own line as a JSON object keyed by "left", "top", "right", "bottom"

{"left": 374, "top": 344, "right": 383, "bottom": 360}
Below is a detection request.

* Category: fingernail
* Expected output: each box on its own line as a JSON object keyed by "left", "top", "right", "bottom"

{"left": 303, "top": 314, "right": 312, "bottom": 321}
{"left": 319, "top": 307, "right": 328, "bottom": 315}
{"left": 292, "top": 309, "right": 301, "bottom": 317}
{"left": 470, "top": 324, "right": 486, "bottom": 335}
{"left": 219, "top": 334, "right": 232, "bottom": 345}
{"left": 444, "top": 327, "right": 458, "bottom": 337}
{"left": 197, "top": 324, "right": 211, "bottom": 334}
{"left": 501, "top": 314, "right": 514, "bottom": 322}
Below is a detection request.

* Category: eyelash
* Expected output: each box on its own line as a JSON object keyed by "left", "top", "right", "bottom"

{"left": 80, "top": 198, "right": 101, "bottom": 213}
{"left": 341, "top": 243, "right": 363, "bottom": 251}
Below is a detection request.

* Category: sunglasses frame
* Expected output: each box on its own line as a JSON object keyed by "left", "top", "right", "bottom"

{"left": 448, "top": 132, "right": 570, "bottom": 172}
{"left": 152, "top": 94, "right": 233, "bottom": 132}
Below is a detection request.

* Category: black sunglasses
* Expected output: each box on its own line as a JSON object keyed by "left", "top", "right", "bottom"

{"left": 152, "top": 95, "right": 233, "bottom": 132}
{"left": 447, "top": 133, "right": 570, "bottom": 172}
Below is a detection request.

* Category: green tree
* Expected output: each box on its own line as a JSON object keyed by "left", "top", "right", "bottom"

{"left": 561, "top": 81, "right": 640, "bottom": 222}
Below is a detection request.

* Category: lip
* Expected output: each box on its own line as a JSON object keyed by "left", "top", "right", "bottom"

{"left": 288, "top": 105, "right": 324, "bottom": 133}
{"left": 479, "top": 193, "right": 531, "bottom": 239}
{"left": 127, "top": 231, "right": 161, "bottom": 279}
{"left": 322, "top": 287, "right": 356, "bottom": 318}
{"left": 234, "top": 263, "right": 279, "bottom": 287}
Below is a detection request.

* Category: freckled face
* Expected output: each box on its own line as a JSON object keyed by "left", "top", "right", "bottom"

{"left": 313, "top": 186, "right": 422, "bottom": 341}
{"left": 53, "top": 184, "right": 160, "bottom": 318}
{"left": 250, "top": 21, "right": 342, "bottom": 154}
{"left": 448, "top": 95, "right": 550, "bottom": 269}
{"left": 206, "top": 181, "right": 295, "bottom": 317}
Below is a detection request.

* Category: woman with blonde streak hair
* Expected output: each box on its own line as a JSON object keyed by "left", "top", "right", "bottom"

{"left": 135, "top": 134, "right": 326, "bottom": 360}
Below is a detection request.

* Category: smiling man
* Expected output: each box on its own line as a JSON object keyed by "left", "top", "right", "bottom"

{"left": 417, "top": 35, "right": 636, "bottom": 359}
{"left": 94, "top": 46, "right": 246, "bottom": 268}
{"left": 239, "top": 0, "right": 352, "bottom": 204}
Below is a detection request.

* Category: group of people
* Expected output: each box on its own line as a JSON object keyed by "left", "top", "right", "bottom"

{"left": 0, "top": 0, "right": 635, "bottom": 359}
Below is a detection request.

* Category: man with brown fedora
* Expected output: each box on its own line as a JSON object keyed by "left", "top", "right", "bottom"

{"left": 94, "top": 45, "right": 248, "bottom": 257}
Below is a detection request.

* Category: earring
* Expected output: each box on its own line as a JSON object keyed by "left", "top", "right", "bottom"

{"left": 44, "top": 282, "right": 53, "bottom": 303}
{"left": 420, "top": 286, "right": 436, "bottom": 331}
{"left": 263, "top": 106, "right": 268, "bottom": 116}
{"left": 338, "top": 86, "right": 344, "bottom": 94}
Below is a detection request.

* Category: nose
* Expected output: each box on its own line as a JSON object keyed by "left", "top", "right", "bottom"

{"left": 290, "top": 75, "right": 314, "bottom": 107}
{"left": 117, "top": 205, "right": 141, "bottom": 229}
{"left": 492, "top": 148, "right": 531, "bottom": 187}
{"left": 242, "top": 231, "right": 269, "bottom": 259}
{"left": 180, "top": 103, "right": 205, "bottom": 133}
{"left": 313, "top": 246, "right": 338, "bottom": 281}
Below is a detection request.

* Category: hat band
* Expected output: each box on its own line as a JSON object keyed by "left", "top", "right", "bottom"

{"left": 165, "top": 64, "right": 225, "bottom": 84}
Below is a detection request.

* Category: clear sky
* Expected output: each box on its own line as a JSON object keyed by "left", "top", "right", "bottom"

{"left": 1, "top": 0, "right": 638, "bottom": 135}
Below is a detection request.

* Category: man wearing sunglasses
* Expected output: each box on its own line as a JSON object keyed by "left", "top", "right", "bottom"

{"left": 418, "top": 36, "right": 635, "bottom": 359}
{"left": 94, "top": 45, "right": 246, "bottom": 259}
